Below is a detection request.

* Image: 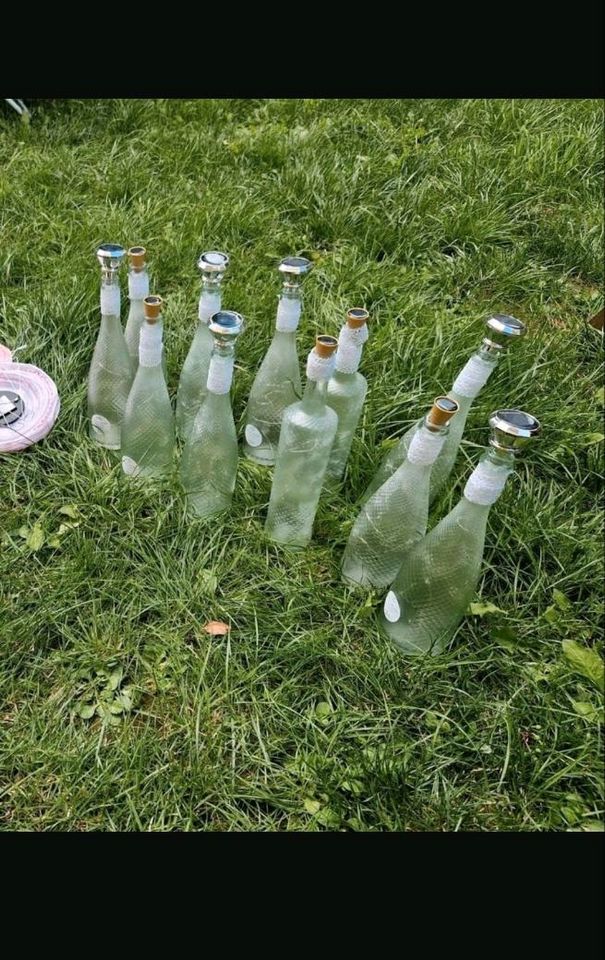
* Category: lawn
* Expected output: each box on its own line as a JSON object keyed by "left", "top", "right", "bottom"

{"left": 0, "top": 98, "right": 603, "bottom": 832}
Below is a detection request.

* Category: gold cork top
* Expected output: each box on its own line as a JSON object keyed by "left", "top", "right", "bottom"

{"left": 346, "top": 307, "right": 369, "bottom": 328}
{"left": 143, "top": 295, "right": 163, "bottom": 323}
{"left": 128, "top": 246, "right": 146, "bottom": 269}
{"left": 315, "top": 334, "right": 338, "bottom": 358}
{"left": 427, "top": 396, "right": 459, "bottom": 428}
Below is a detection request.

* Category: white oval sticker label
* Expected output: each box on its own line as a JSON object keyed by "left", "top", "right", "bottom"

{"left": 245, "top": 424, "right": 263, "bottom": 447}
{"left": 121, "top": 456, "right": 139, "bottom": 476}
{"left": 384, "top": 591, "right": 401, "bottom": 623}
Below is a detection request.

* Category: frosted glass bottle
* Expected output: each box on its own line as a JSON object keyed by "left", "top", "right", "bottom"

{"left": 121, "top": 296, "right": 175, "bottom": 479}
{"left": 265, "top": 335, "right": 339, "bottom": 547}
{"left": 124, "top": 246, "right": 150, "bottom": 369}
{"left": 176, "top": 251, "right": 229, "bottom": 441}
{"left": 362, "top": 314, "right": 527, "bottom": 504}
{"left": 342, "top": 396, "right": 458, "bottom": 589}
{"left": 180, "top": 310, "right": 244, "bottom": 518}
{"left": 244, "top": 256, "right": 313, "bottom": 465}
{"left": 381, "top": 409, "right": 541, "bottom": 656}
{"left": 326, "top": 307, "right": 370, "bottom": 479}
{"left": 87, "top": 243, "right": 134, "bottom": 450}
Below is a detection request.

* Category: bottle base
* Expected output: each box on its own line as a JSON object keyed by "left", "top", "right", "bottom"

{"left": 341, "top": 564, "right": 375, "bottom": 590}
{"left": 244, "top": 447, "right": 275, "bottom": 467}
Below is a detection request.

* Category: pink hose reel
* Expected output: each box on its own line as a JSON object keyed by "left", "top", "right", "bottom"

{"left": 0, "top": 346, "right": 60, "bottom": 452}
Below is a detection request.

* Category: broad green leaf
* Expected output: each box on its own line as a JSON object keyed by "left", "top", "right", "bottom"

{"left": 59, "top": 505, "right": 80, "bottom": 519}
{"left": 315, "top": 701, "right": 332, "bottom": 720}
{"left": 116, "top": 689, "right": 133, "bottom": 711}
{"left": 57, "top": 522, "right": 80, "bottom": 535}
{"left": 553, "top": 589, "right": 572, "bottom": 610}
{"left": 107, "top": 668, "right": 123, "bottom": 691}
{"left": 340, "top": 779, "right": 364, "bottom": 797}
{"left": 490, "top": 625, "right": 517, "bottom": 648}
{"left": 18, "top": 526, "right": 29, "bottom": 539}
{"left": 580, "top": 821, "right": 605, "bottom": 831}
{"left": 303, "top": 798, "right": 321, "bottom": 815}
{"left": 571, "top": 700, "right": 600, "bottom": 721}
{"left": 46, "top": 536, "right": 63, "bottom": 549}
{"left": 26, "top": 524, "right": 45, "bottom": 552}
{"left": 77, "top": 702, "right": 96, "bottom": 719}
{"left": 469, "top": 601, "right": 504, "bottom": 616}
{"left": 109, "top": 701, "right": 124, "bottom": 714}
{"left": 425, "top": 711, "right": 452, "bottom": 732}
{"left": 562, "top": 640, "right": 604, "bottom": 691}
{"left": 316, "top": 807, "right": 341, "bottom": 828}
{"left": 583, "top": 433, "right": 604, "bottom": 446}
{"left": 595, "top": 386, "right": 605, "bottom": 405}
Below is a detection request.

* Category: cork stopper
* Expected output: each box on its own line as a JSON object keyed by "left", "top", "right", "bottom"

{"left": 143, "top": 295, "right": 163, "bottom": 323}
{"left": 427, "top": 396, "right": 459, "bottom": 428}
{"left": 346, "top": 307, "right": 369, "bottom": 328}
{"left": 315, "top": 334, "right": 338, "bottom": 358}
{"left": 128, "top": 246, "right": 146, "bottom": 269}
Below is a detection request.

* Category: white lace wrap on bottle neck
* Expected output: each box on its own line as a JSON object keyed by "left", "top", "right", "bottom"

{"left": 199, "top": 290, "right": 221, "bottom": 323}
{"left": 139, "top": 321, "right": 163, "bottom": 367}
{"left": 451, "top": 355, "right": 494, "bottom": 399}
{"left": 464, "top": 459, "right": 511, "bottom": 505}
{"left": 335, "top": 323, "right": 369, "bottom": 374}
{"left": 276, "top": 296, "right": 301, "bottom": 333}
{"left": 128, "top": 270, "right": 149, "bottom": 300}
{"left": 306, "top": 349, "right": 336, "bottom": 382}
{"left": 206, "top": 354, "right": 234, "bottom": 394}
{"left": 407, "top": 425, "right": 446, "bottom": 465}
{"left": 100, "top": 284, "right": 120, "bottom": 317}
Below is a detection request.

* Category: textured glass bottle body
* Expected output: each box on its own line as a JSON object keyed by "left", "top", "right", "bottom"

{"left": 176, "top": 290, "right": 220, "bottom": 440}
{"left": 265, "top": 381, "right": 338, "bottom": 547}
{"left": 244, "top": 328, "right": 302, "bottom": 465}
{"left": 180, "top": 389, "right": 238, "bottom": 518}
{"left": 342, "top": 457, "right": 431, "bottom": 589}
{"left": 121, "top": 362, "right": 175, "bottom": 479}
{"left": 87, "top": 307, "right": 134, "bottom": 450}
{"left": 380, "top": 496, "right": 491, "bottom": 655}
{"left": 326, "top": 370, "right": 367, "bottom": 479}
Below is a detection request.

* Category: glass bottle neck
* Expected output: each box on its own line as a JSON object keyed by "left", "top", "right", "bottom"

{"left": 272, "top": 328, "right": 297, "bottom": 345}
{"left": 302, "top": 378, "right": 328, "bottom": 410}
{"left": 475, "top": 343, "right": 501, "bottom": 365}
{"left": 199, "top": 276, "right": 223, "bottom": 327}
{"left": 483, "top": 446, "right": 515, "bottom": 470}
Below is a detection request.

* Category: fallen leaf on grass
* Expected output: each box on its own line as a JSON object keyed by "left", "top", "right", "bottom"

{"left": 469, "top": 601, "right": 504, "bottom": 616}
{"left": 26, "top": 524, "right": 45, "bottom": 552}
{"left": 562, "top": 640, "right": 604, "bottom": 691}
{"left": 203, "top": 621, "right": 230, "bottom": 637}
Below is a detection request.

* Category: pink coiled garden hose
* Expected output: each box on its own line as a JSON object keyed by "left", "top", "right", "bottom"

{"left": 0, "top": 347, "right": 60, "bottom": 452}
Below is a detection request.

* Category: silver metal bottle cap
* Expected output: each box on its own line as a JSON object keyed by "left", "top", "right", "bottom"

{"left": 208, "top": 310, "right": 245, "bottom": 342}
{"left": 96, "top": 243, "right": 126, "bottom": 272}
{"left": 489, "top": 408, "right": 541, "bottom": 451}
{"left": 483, "top": 313, "right": 527, "bottom": 351}
{"left": 278, "top": 256, "right": 313, "bottom": 278}
{"left": 197, "top": 251, "right": 230, "bottom": 275}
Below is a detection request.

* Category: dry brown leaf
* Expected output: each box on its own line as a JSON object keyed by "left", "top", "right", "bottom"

{"left": 203, "top": 620, "right": 230, "bottom": 637}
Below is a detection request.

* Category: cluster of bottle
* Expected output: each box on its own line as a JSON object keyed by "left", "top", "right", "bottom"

{"left": 87, "top": 243, "right": 541, "bottom": 657}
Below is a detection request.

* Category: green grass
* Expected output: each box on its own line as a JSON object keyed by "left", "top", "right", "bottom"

{"left": 0, "top": 98, "right": 603, "bottom": 832}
